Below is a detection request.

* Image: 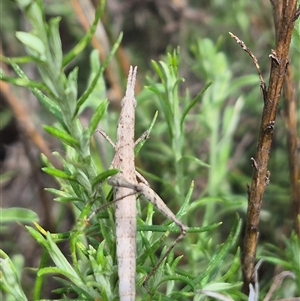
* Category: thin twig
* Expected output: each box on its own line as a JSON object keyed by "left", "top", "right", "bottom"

{"left": 229, "top": 32, "right": 267, "bottom": 101}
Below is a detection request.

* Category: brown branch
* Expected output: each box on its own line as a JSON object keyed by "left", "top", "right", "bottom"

{"left": 283, "top": 65, "right": 300, "bottom": 237}
{"left": 70, "top": 0, "right": 139, "bottom": 108}
{"left": 232, "top": 0, "right": 299, "bottom": 295}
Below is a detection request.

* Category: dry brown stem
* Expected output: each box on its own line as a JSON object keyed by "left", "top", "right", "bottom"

{"left": 229, "top": 32, "right": 267, "bottom": 100}
{"left": 71, "top": 0, "right": 139, "bottom": 107}
{"left": 232, "top": 0, "right": 299, "bottom": 294}
{"left": 283, "top": 65, "right": 300, "bottom": 236}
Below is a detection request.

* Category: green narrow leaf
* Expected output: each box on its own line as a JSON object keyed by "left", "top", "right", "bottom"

{"left": 292, "top": 18, "right": 300, "bottom": 53}
{"left": 76, "top": 170, "right": 92, "bottom": 194}
{"left": 1, "top": 55, "right": 33, "bottom": 64}
{"left": 159, "top": 61, "right": 173, "bottom": 91}
{"left": 137, "top": 222, "right": 221, "bottom": 234}
{"left": 134, "top": 111, "right": 158, "bottom": 156}
{"left": 63, "top": 67, "right": 79, "bottom": 116}
{"left": 92, "top": 169, "right": 119, "bottom": 188}
{"left": 176, "top": 180, "right": 194, "bottom": 218}
{"left": 43, "top": 125, "right": 79, "bottom": 148}
{"left": 7, "top": 60, "right": 64, "bottom": 123}
{"left": 75, "top": 32, "right": 123, "bottom": 115}
{"left": 0, "top": 208, "right": 39, "bottom": 223}
{"left": 26, "top": 225, "right": 47, "bottom": 247}
{"left": 23, "top": 0, "right": 47, "bottom": 45}
{"left": 26, "top": 227, "right": 84, "bottom": 287}
{"left": 62, "top": 0, "right": 106, "bottom": 67}
{"left": 53, "top": 196, "right": 82, "bottom": 203}
{"left": 15, "top": 31, "right": 46, "bottom": 59}
{"left": 179, "top": 155, "right": 211, "bottom": 168}
{"left": 0, "top": 73, "right": 47, "bottom": 91}
{"left": 151, "top": 60, "right": 164, "bottom": 82}
{"left": 88, "top": 99, "right": 109, "bottom": 136}
{"left": 44, "top": 188, "right": 73, "bottom": 198}
{"left": 180, "top": 81, "right": 212, "bottom": 130}
{"left": 168, "top": 49, "right": 180, "bottom": 72}
{"left": 0, "top": 250, "right": 28, "bottom": 301}
{"left": 150, "top": 60, "right": 175, "bottom": 139}
{"left": 44, "top": 232, "right": 82, "bottom": 281}
{"left": 221, "top": 248, "right": 241, "bottom": 282}
{"left": 33, "top": 89, "right": 64, "bottom": 124}
{"left": 146, "top": 79, "right": 164, "bottom": 95}
{"left": 196, "top": 215, "right": 242, "bottom": 286}
{"left": 48, "top": 17, "right": 63, "bottom": 72}
{"left": 42, "top": 167, "right": 74, "bottom": 180}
